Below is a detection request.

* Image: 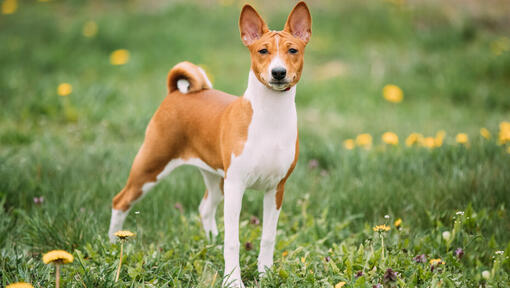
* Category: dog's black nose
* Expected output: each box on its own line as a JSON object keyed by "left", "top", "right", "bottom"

{"left": 271, "top": 67, "right": 287, "bottom": 80}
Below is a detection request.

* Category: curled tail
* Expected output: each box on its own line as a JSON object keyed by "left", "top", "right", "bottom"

{"left": 167, "top": 61, "right": 213, "bottom": 94}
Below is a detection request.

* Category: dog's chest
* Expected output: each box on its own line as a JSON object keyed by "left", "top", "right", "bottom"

{"left": 228, "top": 101, "right": 297, "bottom": 190}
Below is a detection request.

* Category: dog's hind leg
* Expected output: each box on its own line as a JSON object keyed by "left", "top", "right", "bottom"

{"left": 198, "top": 169, "right": 224, "bottom": 240}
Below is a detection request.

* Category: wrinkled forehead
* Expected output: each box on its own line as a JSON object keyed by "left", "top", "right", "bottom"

{"left": 253, "top": 30, "right": 305, "bottom": 48}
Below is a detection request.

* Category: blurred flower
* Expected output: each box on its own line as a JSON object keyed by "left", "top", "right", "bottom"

{"left": 499, "top": 121, "right": 510, "bottom": 144}
{"left": 308, "top": 159, "right": 319, "bottom": 169}
{"left": 383, "top": 84, "right": 403, "bottom": 103}
{"left": 442, "top": 231, "right": 451, "bottom": 241}
{"left": 355, "top": 270, "right": 364, "bottom": 278}
{"left": 33, "top": 196, "right": 44, "bottom": 205}
{"left": 384, "top": 215, "right": 390, "bottom": 219}
{"left": 82, "top": 21, "right": 98, "bottom": 38}
{"left": 455, "top": 248, "right": 464, "bottom": 259}
{"left": 435, "top": 130, "right": 446, "bottom": 147}
{"left": 406, "top": 133, "right": 423, "bottom": 147}
{"left": 244, "top": 242, "right": 253, "bottom": 251}
{"left": 301, "top": 257, "right": 306, "bottom": 263}
{"left": 384, "top": 268, "right": 397, "bottom": 282}
{"left": 429, "top": 258, "right": 445, "bottom": 266}
{"left": 491, "top": 37, "right": 510, "bottom": 56}
{"left": 249, "top": 215, "right": 260, "bottom": 225}
{"left": 57, "top": 83, "right": 72, "bottom": 96}
{"left": 422, "top": 137, "right": 435, "bottom": 149}
{"left": 382, "top": 132, "right": 398, "bottom": 145}
{"left": 343, "top": 139, "right": 355, "bottom": 150}
{"left": 482, "top": 270, "right": 491, "bottom": 280}
{"left": 335, "top": 282, "right": 346, "bottom": 288}
{"left": 456, "top": 211, "right": 464, "bottom": 216}
{"left": 1, "top": 0, "right": 17, "bottom": 15}
{"left": 282, "top": 251, "right": 288, "bottom": 257}
{"left": 413, "top": 254, "right": 426, "bottom": 263}
{"left": 495, "top": 250, "right": 504, "bottom": 255}
{"left": 6, "top": 283, "right": 34, "bottom": 288}
{"left": 356, "top": 134, "right": 372, "bottom": 149}
{"left": 480, "top": 128, "right": 491, "bottom": 140}
{"left": 373, "top": 224, "right": 390, "bottom": 232}
{"left": 394, "top": 218, "right": 402, "bottom": 228}
{"left": 174, "top": 202, "right": 183, "bottom": 214}
{"left": 114, "top": 230, "right": 135, "bottom": 240}
{"left": 456, "top": 133, "right": 469, "bottom": 145}
{"left": 324, "top": 256, "right": 331, "bottom": 262}
{"left": 110, "top": 49, "right": 130, "bottom": 66}
{"left": 373, "top": 285, "right": 383, "bottom": 288}
{"left": 43, "top": 250, "right": 74, "bottom": 264}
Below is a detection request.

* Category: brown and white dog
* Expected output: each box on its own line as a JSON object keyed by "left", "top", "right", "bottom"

{"left": 108, "top": 2, "right": 311, "bottom": 287}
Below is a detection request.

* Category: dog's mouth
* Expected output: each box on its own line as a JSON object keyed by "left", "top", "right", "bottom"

{"left": 268, "top": 80, "right": 291, "bottom": 91}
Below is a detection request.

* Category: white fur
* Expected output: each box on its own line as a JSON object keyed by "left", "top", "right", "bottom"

{"left": 198, "top": 169, "right": 223, "bottom": 240}
{"left": 108, "top": 209, "right": 130, "bottom": 242}
{"left": 177, "top": 79, "right": 190, "bottom": 93}
{"left": 267, "top": 35, "right": 287, "bottom": 81}
{"left": 222, "top": 70, "right": 297, "bottom": 287}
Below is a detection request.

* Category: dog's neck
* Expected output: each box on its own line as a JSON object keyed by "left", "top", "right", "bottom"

{"left": 244, "top": 70, "right": 296, "bottom": 113}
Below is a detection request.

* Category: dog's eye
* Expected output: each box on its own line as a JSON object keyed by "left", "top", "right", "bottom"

{"left": 288, "top": 48, "right": 298, "bottom": 54}
{"left": 258, "top": 48, "right": 268, "bottom": 55}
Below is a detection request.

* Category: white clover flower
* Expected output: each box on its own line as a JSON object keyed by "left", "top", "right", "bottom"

{"left": 456, "top": 211, "right": 464, "bottom": 216}
{"left": 384, "top": 215, "right": 390, "bottom": 219}
{"left": 482, "top": 270, "right": 490, "bottom": 280}
{"left": 442, "top": 231, "right": 451, "bottom": 241}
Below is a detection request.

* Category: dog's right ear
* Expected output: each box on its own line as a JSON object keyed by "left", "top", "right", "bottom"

{"left": 239, "top": 4, "right": 268, "bottom": 46}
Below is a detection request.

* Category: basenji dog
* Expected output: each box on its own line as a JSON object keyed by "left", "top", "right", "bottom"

{"left": 108, "top": 2, "right": 311, "bottom": 286}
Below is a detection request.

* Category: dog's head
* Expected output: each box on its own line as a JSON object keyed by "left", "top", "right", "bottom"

{"left": 239, "top": 2, "right": 311, "bottom": 92}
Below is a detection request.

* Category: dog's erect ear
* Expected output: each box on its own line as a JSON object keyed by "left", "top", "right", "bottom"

{"left": 284, "top": 1, "right": 312, "bottom": 44}
{"left": 239, "top": 4, "right": 268, "bottom": 46}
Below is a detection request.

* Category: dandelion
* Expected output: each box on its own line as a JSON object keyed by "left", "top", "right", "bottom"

{"left": 406, "top": 133, "right": 423, "bottom": 147}
{"left": 301, "top": 257, "right": 306, "bottom": 263}
{"left": 373, "top": 224, "right": 390, "bottom": 232}
{"left": 282, "top": 251, "right": 288, "bottom": 257}
{"left": 335, "top": 281, "right": 346, "bottom": 288}
{"left": 382, "top": 132, "right": 398, "bottom": 145}
{"left": 355, "top": 133, "right": 372, "bottom": 149}
{"left": 480, "top": 128, "right": 491, "bottom": 140}
{"left": 442, "top": 231, "right": 451, "bottom": 241}
{"left": 110, "top": 49, "right": 130, "bottom": 66}
{"left": 383, "top": 84, "right": 403, "bottom": 103}
{"left": 42, "top": 250, "right": 74, "bottom": 288}
{"left": 6, "top": 283, "right": 34, "bottom": 288}
{"left": 343, "top": 139, "right": 355, "bottom": 150}
{"left": 499, "top": 121, "right": 510, "bottom": 144}
{"left": 394, "top": 218, "right": 402, "bottom": 228}
{"left": 435, "top": 130, "right": 446, "bottom": 147}
{"left": 82, "top": 21, "right": 98, "bottom": 38}
{"left": 114, "top": 230, "right": 135, "bottom": 282}
{"left": 482, "top": 270, "right": 491, "bottom": 280}
{"left": 456, "top": 133, "right": 469, "bottom": 145}
{"left": 1, "top": 0, "right": 17, "bottom": 15}
{"left": 57, "top": 83, "right": 72, "bottom": 97}
{"left": 429, "top": 258, "right": 445, "bottom": 266}
{"left": 422, "top": 137, "right": 435, "bottom": 149}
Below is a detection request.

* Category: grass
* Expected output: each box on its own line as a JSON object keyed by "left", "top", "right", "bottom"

{"left": 1, "top": 0, "right": 510, "bottom": 286}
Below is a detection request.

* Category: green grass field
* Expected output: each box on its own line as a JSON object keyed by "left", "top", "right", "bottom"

{"left": 1, "top": 0, "right": 510, "bottom": 287}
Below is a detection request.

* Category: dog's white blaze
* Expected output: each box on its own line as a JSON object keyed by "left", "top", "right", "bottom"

{"left": 268, "top": 35, "right": 286, "bottom": 80}
{"left": 222, "top": 70, "right": 297, "bottom": 286}
{"left": 177, "top": 79, "right": 190, "bottom": 93}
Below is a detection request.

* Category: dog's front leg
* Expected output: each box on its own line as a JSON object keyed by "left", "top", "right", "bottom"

{"left": 222, "top": 180, "right": 245, "bottom": 288}
{"left": 258, "top": 189, "right": 281, "bottom": 275}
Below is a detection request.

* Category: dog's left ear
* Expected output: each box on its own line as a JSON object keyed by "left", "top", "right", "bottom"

{"left": 284, "top": 1, "right": 312, "bottom": 44}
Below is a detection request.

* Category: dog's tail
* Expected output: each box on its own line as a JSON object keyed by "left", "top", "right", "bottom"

{"left": 167, "top": 61, "right": 213, "bottom": 94}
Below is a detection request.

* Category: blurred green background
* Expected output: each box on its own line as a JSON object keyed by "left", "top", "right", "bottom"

{"left": 1, "top": 0, "right": 510, "bottom": 286}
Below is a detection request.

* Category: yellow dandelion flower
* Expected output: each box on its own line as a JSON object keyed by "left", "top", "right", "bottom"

{"left": 110, "top": 49, "right": 130, "bottom": 66}
{"left": 57, "top": 83, "right": 72, "bottom": 96}
{"left": 1, "top": 0, "right": 17, "bottom": 15}
{"left": 356, "top": 133, "right": 372, "bottom": 149}
{"left": 456, "top": 133, "right": 469, "bottom": 145}
{"left": 429, "top": 258, "right": 445, "bottom": 265}
{"left": 6, "top": 283, "right": 34, "bottom": 288}
{"left": 499, "top": 121, "right": 510, "bottom": 144}
{"left": 82, "top": 21, "right": 98, "bottom": 38}
{"left": 373, "top": 224, "right": 390, "bottom": 232}
{"left": 42, "top": 250, "right": 74, "bottom": 264}
{"left": 434, "top": 130, "right": 446, "bottom": 147}
{"left": 343, "top": 139, "right": 355, "bottom": 150}
{"left": 382, "top": 131, "right": 398, "bottom": 145}
{"left": 394, "top": 218, "right": 402, "bottom": 228}
{"left": 282, "top": 251, "right": 288, "bottom": 257}
{"left": 480, "top": 128, "right": 491, "bottom": 140}
{"left": 422, "top": 137, "right": 435, "bottom": 149}
{"left": 114, "top": 230, "right": 135, "bottom": 240}
{"left": 383, "top": 84, "right": 403, "bottom": 103}
{"left": 406, "top": 133, "right": 423, "bottom": 147}
{"left": 301, "top": 257, "right": 306, "bottom": 263}
{"left": 335, "top": 281, "right": 346, "bottom": 288}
